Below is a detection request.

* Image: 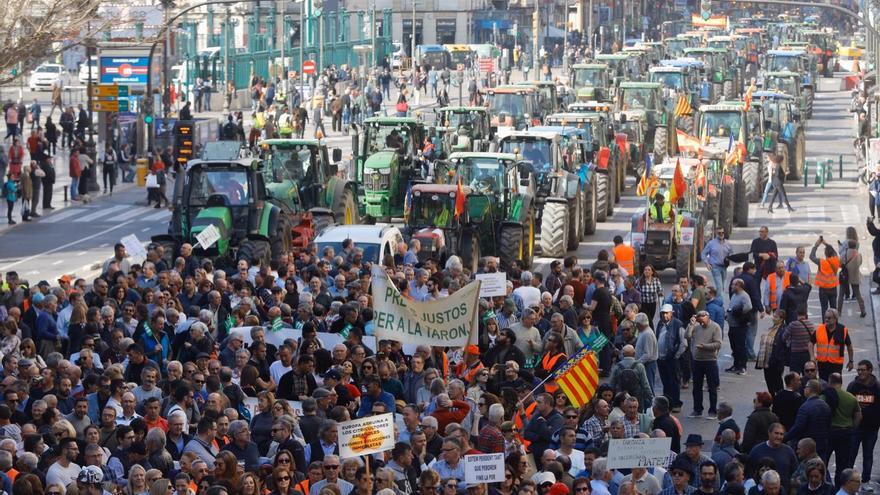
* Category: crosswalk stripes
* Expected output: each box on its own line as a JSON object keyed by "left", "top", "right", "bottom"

{"left": 142, "top": 210, "right": 171, "bottom": 222}
{"left": 76, "top": 205, "right": 129, "bottom": 222}
{"left": 840, "top": 204, "right": 860, "bottom": 225}
{"left": 41, "top": 208, "right": 87, "bottom": 224}
{"left": 114, "top": 207, "right": 156, "bottom": 222}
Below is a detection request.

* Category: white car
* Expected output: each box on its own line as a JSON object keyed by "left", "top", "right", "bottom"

{"left": 29, "top": 64, "right": 71, "bottom": 91}
{"left": 313, "top": 224, "right": 404, "bottom": 265}
{"left": 78, "top": 56, "right": 98, "bottom": 84}
{"left": 391, "top": 42, "right": 405, "bottom": 69}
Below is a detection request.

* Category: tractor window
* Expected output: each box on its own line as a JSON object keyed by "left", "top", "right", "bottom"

{"left": 489, "top": 93, "right": 526, "bottom": 118}
{"left": 765, "top": 77, "right": 797, "bottom": 95}
{"left": 413, "top": 193, "right": 455, "bottom": 228}
{"left": 466, "top": 158, "right": 506, "bottom": 195}
{"left": 618, "top": 121, "right": 642, "bottom": 141}
{"left": 190, "top": 169, "right": 250, "bottom": 206}
{"left": 652, "top": 72, "right": 683, "bottom": 91}
{"left": 271, "top": 147, "right": 314, "bottom": 182}
{"left": 572, "top": 68, "right": 604, "bottom": 88}
{"left": 621, "top": 88, "right": 656, "bottom": 110}
{"left": 702, "top": 112, "right": 742, "bottom": 139}
{"left": 777, "top": 103, "right": 790, "bottom": 125}
{"left": 768, "top": 56, "right": 800, "bottom": 72}
{"left": 366, "top": 125, "right": 411, "bottom": 155}
{"left": 443, "top": 111, "right": 476, "bottom": 130}
{"left": 501, "top": 139, "right": 552, "bottom": 172}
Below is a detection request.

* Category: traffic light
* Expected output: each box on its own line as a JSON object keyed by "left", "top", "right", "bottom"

{"left": 143, "top": 96, "right": 154, "bottom": 124}
{"left": 700, "top": 0, "right": 711, "bottom": 20}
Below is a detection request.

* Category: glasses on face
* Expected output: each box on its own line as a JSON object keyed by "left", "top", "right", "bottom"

{"left": 576, "top": 487, "right": 590, "bottom": 493}
{"left": 277, "top": 476, "right": 291, "bottom": 482}
{"left": 324, "top": 465, "right": 340, "bottom": 470}
{"left": 804, "top": 368, "right": 817, "bottom": 373}
{"left": 565, "top": 414, "right": 578, "bottom": 419}
{"left": 446, "top": 484, "right": 458, "bottom": 489}
{"left": 278, "top": 458, "right": 291, "bottom": 464}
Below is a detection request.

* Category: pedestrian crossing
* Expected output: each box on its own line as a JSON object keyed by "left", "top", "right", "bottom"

{"left": 41, "top": 204, "right": 171, "bottom": 224}
{"left": 747, "top": 203, "right": 862, "bottom": 229}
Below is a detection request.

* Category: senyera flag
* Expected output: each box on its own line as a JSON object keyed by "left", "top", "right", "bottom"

{"left": 668, "top": 159, "right": 686, "bottom": 204}
{"left": 554, "top": 345, "right": 601, "bottom": 407}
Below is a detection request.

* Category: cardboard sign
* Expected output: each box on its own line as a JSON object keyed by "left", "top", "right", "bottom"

{"left": 195, "top": 224, "right": 221, "bottom": 250}
{"left": 607, "top": 437, "right": 673, "bottom": 469}
{"left": 120, "top": 234, "right": 147, "bottom": 260}
{"left": 464, "top": 453, "right": 505, "bottom": 483}
{"left": 679, "top": 227, "right": 695, "bottom": 245}
{"left": 475, "top": 272, "right": 507, "bottom": 298}
{"left": 338, "top": 413, "right": 395, "bottom": 458}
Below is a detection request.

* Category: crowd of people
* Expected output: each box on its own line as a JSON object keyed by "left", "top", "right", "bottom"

{"left": 0, "top": 215, "right": 874, "bottom": 495}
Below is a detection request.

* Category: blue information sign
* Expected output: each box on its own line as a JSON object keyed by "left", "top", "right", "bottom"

{"left": 100, "top": 56, "right": 150, "bottom": 85}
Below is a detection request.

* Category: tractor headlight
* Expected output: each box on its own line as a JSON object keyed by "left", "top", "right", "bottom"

{"left": 379, "top": 168, "right": 391, "bottom": 174}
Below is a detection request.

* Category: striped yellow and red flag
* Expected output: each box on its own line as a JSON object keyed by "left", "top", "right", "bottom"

{"left": 744, "top": 84, "right": 755, "bottom": 111}
{"left": 674, "top": 95, "right": 693, "bottom": 117}
{"left": 677, "top": 129, "right": 701, "bottom": 154}
{"left": 554, "top": 346, "right": 601, "bottom": 407}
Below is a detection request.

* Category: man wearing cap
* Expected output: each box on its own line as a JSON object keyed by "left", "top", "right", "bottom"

{"left": 686, "top": 310, "right": 722, "bottom": 418}
{"left": 674, "top": 435, "right": 711, "bottom": 487}
{"left": 657, "top": 303, "right": 687, "bottom": 412}
{"left": 455, "top": 345, "right": 485, "bottom": 384}
{"left": 76, "top": 465, "right": 105, "bottom": 495}
{"left": 660, "top": 457, "right": 696, "bottom": 495}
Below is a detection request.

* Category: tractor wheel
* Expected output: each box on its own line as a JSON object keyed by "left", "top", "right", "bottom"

{"left": 675, "top": 244, "right": 695, "bottom": 279}
{"left": 779, "top": 145, "right": 791, "bottom": 184}
{"left": 237, "top": 238, "right": 271, "bottom": 268}
{"left": 789, "top": 132, "right": 805, "bottom": 181}
{"left": 721, "top": 178, "right": 736, "bottom": 237}
{"left": 270, "top": 215, "right": 293, "bottom": 263}
{"left": 744, "top": 158, "right": 762, "bottom": 203}
{"left": 712, "top": 82, "right": 723, "bottom": 103}
{"left": 723, "top": 80, "right": 735, "bottom": 101}
{"left": 596, "top": 173, "right": 609, "bottom": 223}
{"left": 498, "top": 225, "right": 523, "bottom": 270}
{"left": 606, "top": 162, "right": 616, "bottom": 217}
{"left": 653, "top": 126, "right": 668, "bottom": 164}
{"left": 311, "top": 211, "right": 334, "bottom": 235}
{"left": 460, "top": 232, "right": 481, "bottom": 274}
{"left": 335, "top": 188, "right": 360, "bottom": 225}
{"left": 805, "top": 87, "right": 814, "bottom": 118}
{"left": 584, "top": 177, "right": 598, "bottom": 235}
{"left": 523, "top": 210, "right": 536, "bottom": 268}
{"left": 539, "top": 202, "right": 569, "bottom": 258}
{"left": 567, "top": 192, "right": 583, "bottom": 251}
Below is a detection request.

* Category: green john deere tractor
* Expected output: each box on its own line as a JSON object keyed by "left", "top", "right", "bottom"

{"left": 151, "top": 141, "right": 342, "bottom": 269}
{"left": 430, "top": 152, "right": 537, "bottom": 269}
{"left": 615, "top": 82, "right": 676, "bottom": 163}
{"left": 569, "top": 63, "right": 613, "bottom": 102}
{"left": 436, "top": 106, "right": 495, "bottom": 154}
{"left": 683, "top": 47, "right": 739, "bottom": 102}
{"left": 355, "top": 117, "right": 431, "bottom": 221}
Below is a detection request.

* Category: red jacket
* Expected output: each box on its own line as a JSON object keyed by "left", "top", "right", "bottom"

{"left": 431, "top": 400, "right": 471, "bottom": 434}
{"left": 69, "top": 154, "right": 81, "bottom": 178}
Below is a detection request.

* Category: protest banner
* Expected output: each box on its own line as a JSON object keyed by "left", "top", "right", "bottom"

{"left": 464, "top": 453, "right": 505, "bottom": 483}
{"left": 120, "top": 234, "right": 147, "bottom": 260}
{"left": 338, "top": 413, "right": 395, "bottom": 458}
{"left": 371, "top": 271, "right": 480, "bottom": 347}
{"left": 607, "top": 437, "right": 673, "bottom": 469}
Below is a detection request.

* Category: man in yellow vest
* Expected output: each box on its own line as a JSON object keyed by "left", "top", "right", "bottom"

{"left": 612, "top": 235, "right": 636, "bottom": 277}
{"left": 648, "top": 193, "right": 674, "bottom": 224}
{"left": 761, "top": 261, "right": 791, "bottom": 315}
{"left": 811, "top": 308, "right": 854, "bottom": 380}
{"left": 810, "top": 236, "right": 840, "bottom": 317}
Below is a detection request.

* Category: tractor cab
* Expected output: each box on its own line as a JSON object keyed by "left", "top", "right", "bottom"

{"left": 483, "top": 86, "right": 541, "bottom": 131}
{"left": 569, "top": 63, "right": 611, "bottom": 102}
{"left": 436, "top": 106, "right": 494, "bottom": 153}
{"left": 514, "top": 81, "right": 562, "bottom": 116}
{"left": 259, "top": 139, "right": 344, "bottom": 213}
{"left": 595, "top": 53, "right": 636, "bottom": 87}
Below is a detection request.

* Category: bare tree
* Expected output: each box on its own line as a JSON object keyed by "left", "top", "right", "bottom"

{"left": 0, "top": 0, "right": 106, "bottom": 85}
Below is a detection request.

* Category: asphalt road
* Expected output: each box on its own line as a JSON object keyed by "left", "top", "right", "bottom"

{"left": 0, "top": 77, "right": 877, "bottom": 477}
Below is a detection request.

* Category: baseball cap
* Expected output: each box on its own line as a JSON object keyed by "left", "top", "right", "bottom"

{"left": 465, "top": 345, "right": 480, "bottom": 355}
{"left": 58, "top": 275, "right": 72, "bottom": 283}
{"left": 31, "top": 293, "right": 45, "bottom": 304}
{"left": 77, "top": 465, "right": 104, "bottom": 484}
{"left": 532, "top": 472, "right": 556, "bottom": 486}
{"left": 324, "top": 369, "right": 342, "bottom": 381}
{"left": 660, "top": 304, "right": 674, "bottom": 313}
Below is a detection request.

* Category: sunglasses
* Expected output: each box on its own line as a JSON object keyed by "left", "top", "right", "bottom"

{"left": 565, "top": 415, "right": 578, "bottom": 419}
{"left": 277, "top": 476, "right": 291, "bottom": 482}
{"left": 278, "top": 458, "right": 291, "bottom": 463}
{"left": 447, "top": 484, "right": 458, "bottom": 489}
{"left": 576, "top": 487, "right": 590, "bottom": 493}
{"left": 324, "top": 465, "right": 340, "bottom": 470}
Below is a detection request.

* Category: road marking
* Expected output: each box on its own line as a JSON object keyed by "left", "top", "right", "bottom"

{"left": 141, "top": 227, "right": 151, "bottom": 232}
{"left": 52, "top": 260, "right": 63, "bottom": 266}
{"left": 26, "top": 270, "right": 39, "bottom": 275}
{"left": 0, "top": 218, "right": 140, "bottom": 271}
{"left": 114, "top": 207, "right": 153, "bottom": 222}
{"left": 99, "top": 243, "right": 109, "bottom": 248}
{"left": 841, "top": 204, "right": 859, "bottom": 225}
{"left": 76, "top": 252, "right": 86, "bottom": 256}
{"left": 142, "top": 210, "right": 171, "bottom": 222}
{"left": 805, "top": 205, "right": 825, "bottom": 220}
{"left": 41, "top": 208, "right": 83, "bottom": 224}
{"left": 75, "top": 204, "right": 128, "bottom": 222}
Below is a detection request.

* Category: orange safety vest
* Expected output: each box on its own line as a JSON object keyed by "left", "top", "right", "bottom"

{"left": 815, "top": 256, "right": 840, "bottom": 289}
{"left": 767, "top": 271, "right": 791, "bottom": 310}
{"left": 541, "top": 352, "right": 566, "bottom": 394}
{"left": 815, "top": 324, "right": 847, "bottom": 365}
{"left": 514, "top": 401, "right": 537, "bottom": 451}
{"left": 613, "top": 244, "right": 636, "bottom": 275}
{"left": 456, "top": 360, "right": 485, "bottom": 384}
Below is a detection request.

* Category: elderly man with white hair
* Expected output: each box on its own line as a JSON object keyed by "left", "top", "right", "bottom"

{"left": 514, "top": 271, "right": 542, "bottom": 309}
{"left": 477, "top": 403, "right": 505, "bottom": 453}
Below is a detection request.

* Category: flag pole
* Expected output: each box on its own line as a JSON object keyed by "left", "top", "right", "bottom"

{"left": 515, "top": 372, "right": 556, "bottom": 406}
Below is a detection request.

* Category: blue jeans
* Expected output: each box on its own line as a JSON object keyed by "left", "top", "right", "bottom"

{"left": 644, "top": 360, "right": 658, "bottom": 393}
{"left": 760, "top": 179, "right": 774, "bottom": 204}
{"left": 658, "top": 357, "right": 682, "bottom": 408}
{"left": 851, "top": 428, "right": 878, "bottom": 481}
{"left": 692, "top": 360, "right": 719, "bottom": 414}
{"left": 746, "top": 311, "right": 758, "bottom": 360}
{"left": 70, "top": 177, "right": 79, "bottom": 199}
{"left": 710, "top": 265, "right": 727, "bottom": 296}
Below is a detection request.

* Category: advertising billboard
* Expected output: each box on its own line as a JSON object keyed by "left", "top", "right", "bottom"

{"left": 100, "top": 56, "right": 150, "bottom": 85}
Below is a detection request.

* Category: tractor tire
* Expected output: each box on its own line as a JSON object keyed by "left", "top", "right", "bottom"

{"left": 335, "top": 188, "right": 360, "bottom": 225}
{"left": 311, "top": 211, "right": 334, "bottom": 235}
{"left": 237, "top": 238, "right": 271, "bottom": 268}
{"left": 584, "top": 177, "right": 598, "bottom": 235}
{"left": 498, "top": 225, "right": 523, "bottom": 270}
{"left": 606, "top": 163, "right": 616, "bottom": 217}
{"left": 539, "top": 202, "right": 569, "bottom": 258}
{"left": 567, "top": 192, "right": 583, "bottom": 251}
{"left": 617, "top": 154, "right": 627, "bottom": 199}
{"left": 723, "top": 80, "right": 735, "bottom": 101}
{"left": 460, "top": 233, "right": 481, "bottom": 274}
{"left": 720, "top": 179, "right": 736, "bottom": 237}
{"left": 805, "top": 87, "right": 814, "bottom": 119}
{"left": 523, "top": 210, "right": 536, "bottom": 268}
{"left": 653, "top": 127, "right": 669, "bottom": 164}
{"left": 675, "top": 244, "right": 695, "bottom": 279}
{"left": 789, "top": 132, "right": 805, "bottom": 181}
{"left": 596, "top": 173, "right": 609, "bottom": 223}
{"left": 744, "top": 159, "right": 762, "bottom": 203}
{"left": 735, "top": 165, "right": 750, "bottom": 228}
{"left": 712, "top": 82, "right": 723, "bottom": 103}
{"left": 270, "top": 215, "right": 293, "bottom": 263}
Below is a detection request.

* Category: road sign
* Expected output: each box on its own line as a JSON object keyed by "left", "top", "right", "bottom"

{"left": 89, "top": 100, "right": 129, "bottom": 112}
{"left": 302, "top": 60, "right": 317, "bottom": 75}
{"left": 91, "top": 85, "right": 129, "bottom": 98}
{"left": 479, "top": 58, "right": 495, "bottom": 72}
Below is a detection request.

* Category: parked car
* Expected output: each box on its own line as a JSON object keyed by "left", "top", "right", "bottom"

{"left": 29, "top": 64, "right": 71, "bottom": 91}
{"left": 78, "top": 56, "right": 98, "bottom": 84}
{"left": 313, "top": 224, "right": 405, "bottom": 265}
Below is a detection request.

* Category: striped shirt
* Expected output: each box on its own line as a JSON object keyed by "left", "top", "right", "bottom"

{"left": 783, "top": 319, "right": 815, "bottom": 353}
{"left": 637, "top": 277, "right": 664, "bottom": 304}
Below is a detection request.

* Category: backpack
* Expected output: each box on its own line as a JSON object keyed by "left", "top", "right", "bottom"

{"left": 617, "top": 362, "right": 642, "bottom": 397}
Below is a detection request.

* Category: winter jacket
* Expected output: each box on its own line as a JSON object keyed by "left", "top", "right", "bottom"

{"left": 784, "top": 396, "right": 831, "bottom": 453}
{"left": 741, "top": 406, "right": 779, "bottom": 453}
{"left": 706, "top": 297, "right": 726, "bottom": 330}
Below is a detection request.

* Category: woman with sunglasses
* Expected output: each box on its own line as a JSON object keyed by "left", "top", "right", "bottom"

{"left": 572, "top": 478, "right": 592, "bottom": 495}
{"left": 490, "top": 467, "right": 519, "bottom": 495}
{"left": 420, "top": 471, "right": 442, "bottom": 494}
{"left": 269, "top": 466, "right": 297, "bottom": 495}
{"left": 19, "top": 338, "right": 46, "bottom": 369}
{"left": 273, "top": 449, "right": 305, "bottom": 484}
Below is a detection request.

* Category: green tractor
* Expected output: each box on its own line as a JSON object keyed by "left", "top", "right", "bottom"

{"left": 355, "top": 117, "right": 431, "bottom": 221}
{"left": 615, "top": 82, "right": 676, "bottom": 163}
{"left": 436, "top": 106, "right": 495, "bottom": 154}
{"left": 431, "top": 152, "right": 537, "bottom": 269}
{"left": 751, "top": 91, "right": 806, "bottom": 182}
{"left": 683, "top": 47, "right": 739, "bottom": 102}
{"left": 761, "top": 70, "right": 812, "bottom": 119}
{"left": 498, "top": 130, "right": 592, "bottom": 257}
{"left": 699, "top": 102, "right": 766, "bottom": 226}
{"left": 569, "top": 63, "right": 612, "bottom": 102}
{"left": 649, "top": 65, "right": 701, "bottom": 134}
{"left": 151, "top": 141, "right": 339, "bottom": 269}
{"left": 514, "top": 81, "right": 563, "bottom": 116}
{"left": 595, "top": 53, "right": 640, "bottom": 88}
